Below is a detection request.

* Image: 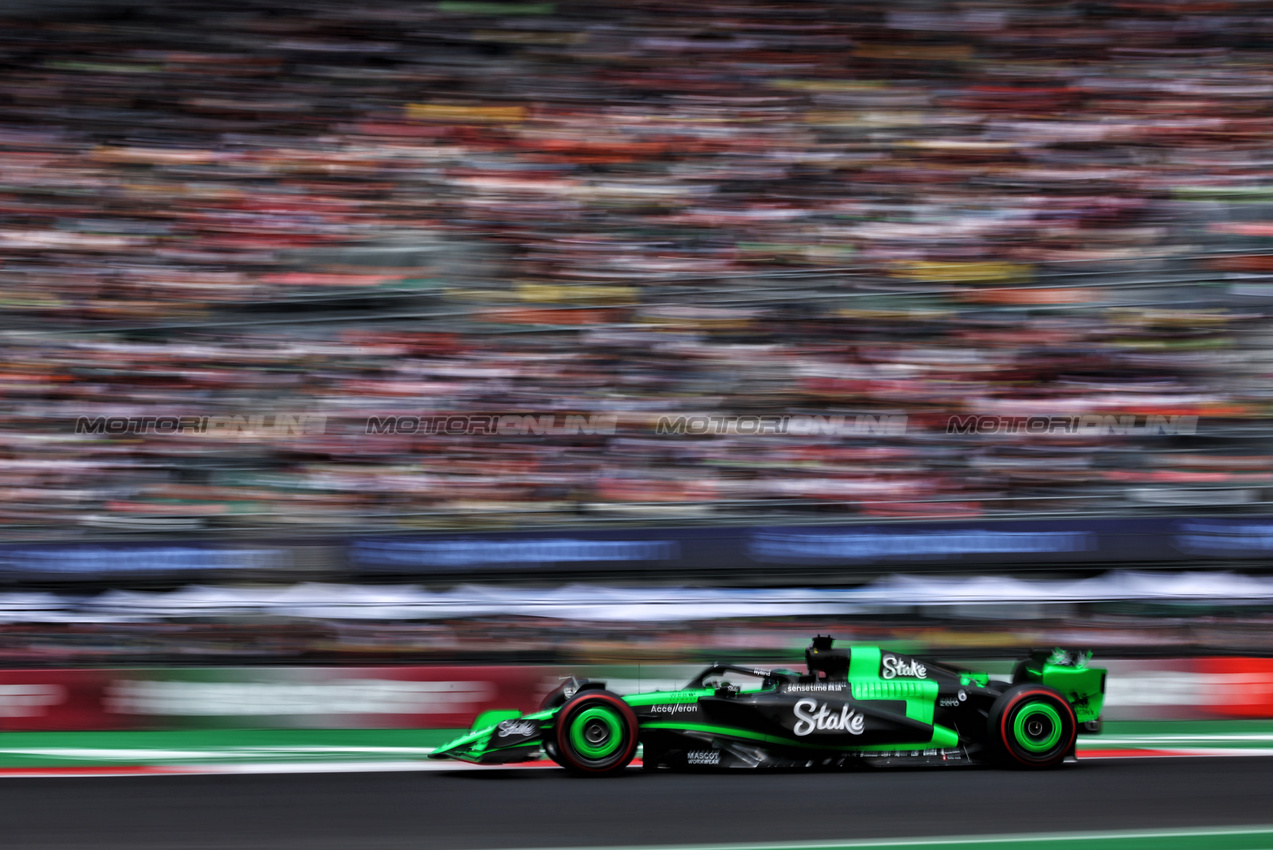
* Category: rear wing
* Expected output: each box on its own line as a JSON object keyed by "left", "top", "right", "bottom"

{"left": 1013, "top": 648, "right": 1106, "bottom": 725}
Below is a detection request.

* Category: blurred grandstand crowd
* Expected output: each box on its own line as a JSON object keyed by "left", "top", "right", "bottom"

{"left": 2, "top": 0, "right": 1273, "bottom": 531}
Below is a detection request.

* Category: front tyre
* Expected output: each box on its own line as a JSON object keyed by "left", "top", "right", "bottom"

{"left": 988, "top": 684, "right": 1076, "bottom": 769}
{"left": 553, "top": 691, "right": 639, "bottom": 776}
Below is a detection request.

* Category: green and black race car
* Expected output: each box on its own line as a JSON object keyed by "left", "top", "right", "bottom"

{"left": 428, "top": 636, "right": 1106, "bottom": 774}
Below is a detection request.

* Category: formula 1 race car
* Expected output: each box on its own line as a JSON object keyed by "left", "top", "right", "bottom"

{"left": 428, "top": 636, "right": 1106, "bottom": 774}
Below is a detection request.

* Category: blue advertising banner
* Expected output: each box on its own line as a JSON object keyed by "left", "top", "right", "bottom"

{"left": 1172, "top": 519, "right": 1273, "bottom": 558}
{"left": 0, "top": 544, "right": 293, "bottom": 579}
{"left": 1, "top": 515, "right": 1271, "bottom": 580}
{"left": 348, "top": 516, "right": 1273, "bottom": 576}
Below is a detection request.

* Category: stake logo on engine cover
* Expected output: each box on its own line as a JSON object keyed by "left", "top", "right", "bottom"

{"left": 881, "top": 655, "right": 927, "bottom": 679}
{"left": 792, "top": 698, "right": 865, "bottom": 736}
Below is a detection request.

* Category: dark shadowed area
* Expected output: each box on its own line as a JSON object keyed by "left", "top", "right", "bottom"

{"left": 0, "top": 757, "right": 1271, "bottom": 850}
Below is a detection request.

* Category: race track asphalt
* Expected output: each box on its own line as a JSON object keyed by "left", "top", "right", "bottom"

{"left": 0, "top": 756, "right": 1270, "bottom": 850}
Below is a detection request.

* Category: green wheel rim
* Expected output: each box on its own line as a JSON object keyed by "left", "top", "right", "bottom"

{"left": 569, "top": 706, "right": 624, "bottom": 759}
{"left": 1013, "top": 702, "right": 1063, "bottom": 753}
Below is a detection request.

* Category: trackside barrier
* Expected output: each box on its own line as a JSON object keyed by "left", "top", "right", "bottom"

{"left": 1096, "top": 659, "right": 1273, "bottom": 721}
{"left": 1, "top": 660, "right": 1273, "bottom": 731}
{"left": 0, "top": 667, "right": 553, "bottom": 731}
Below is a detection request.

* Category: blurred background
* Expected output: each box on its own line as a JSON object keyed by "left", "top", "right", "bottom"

{"left": 0, "top": 0, "right": 1272, "bottom": 731}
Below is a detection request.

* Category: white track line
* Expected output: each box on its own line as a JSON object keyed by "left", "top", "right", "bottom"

{"left": 4, "top": 735, "right": 1273, "bottom": 777}
{"left": 496, "top": 825, "right": 1273, "bottom": 850}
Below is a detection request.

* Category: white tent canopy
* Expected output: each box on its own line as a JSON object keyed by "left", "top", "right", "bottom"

{"left": 0, "top": 571, "right": 1268, "bottom": 624}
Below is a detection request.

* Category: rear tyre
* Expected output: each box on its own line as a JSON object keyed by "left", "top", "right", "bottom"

{"left": 553, "top": 691, "right": 639, "bottom": 776}
{"left": 988, "top": 684, "right": 1076, "bottom": 769}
